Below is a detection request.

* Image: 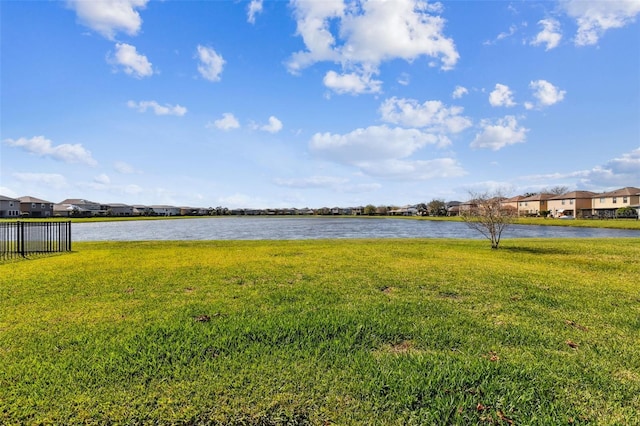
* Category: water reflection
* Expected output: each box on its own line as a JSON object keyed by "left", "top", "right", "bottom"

{"left": 72, "top": 217, "right": 640, "bottom": 241}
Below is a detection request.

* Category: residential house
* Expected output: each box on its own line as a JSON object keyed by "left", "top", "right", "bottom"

{"left": 457, "top": 200, "right": 477, "bottom": 215}
{"left": 547, "top": 191, "right": 597, "bottom": 218}
{"left": 446, "top": 201, "right": 461, "bottom": 216}
{"left": 501, "top": 195, "right": 524, "bottom": 212}
{"left": 389, "top": 205, "right": 418, "bottom": 216}
{"left": 106, "top": 203, "right": 134, "bottom": 216}
{"left": 150, "top": 205, "right": 181, "bottom": 216}
{"left": 59, "top": 199, "right": 104, "bottom": 216}
{"left": 54, "top": 203, "right": 91, "bottom": 217}
{"left": 19, "top": 196, "right": 54, "bottom": 218}
{"left": 298, "top": 208, "right": 315, "bottom": 215}
{"left": 518, "top": 193, "right": 554, "bottom": 216}
{"left": 132, "top": 205, "right": 153, "bottom": 216}
{"left": 591, "top": 187, "right": 640, "bottom": 218}
{"left": 0, "top": 195, "right": 21, "bottom": 218}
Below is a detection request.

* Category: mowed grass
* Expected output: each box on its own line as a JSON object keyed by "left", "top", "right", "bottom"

{"left": 1, "top": 239, "right": 639, "bottom": 425}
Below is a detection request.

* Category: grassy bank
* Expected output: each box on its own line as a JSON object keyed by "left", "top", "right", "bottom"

{"left": 1, "top": 239, "right": 639, "bottom": 424}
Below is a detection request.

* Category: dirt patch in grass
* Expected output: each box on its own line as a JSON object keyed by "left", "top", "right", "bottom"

{"left": 373, "top": 340, "right": 424, "bottom": 357}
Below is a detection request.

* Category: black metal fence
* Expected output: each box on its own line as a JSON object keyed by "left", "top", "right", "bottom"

{"left": 0, "top": 221, "right": 72, "bottom": 260}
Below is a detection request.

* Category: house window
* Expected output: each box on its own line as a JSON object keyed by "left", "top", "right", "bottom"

{"left": 600, "top": 197, "right": 605, "bottom": 203}
{"left": 41, "top": 203, "right": 45, "bottom": 208}
{"left": 623, "top": 197, "right": 628, "bottom": 203}
{"left": 32, "top": 203, "right": 36, "bottom": 208}
{"left": 570, "top": 199, "right": 574, "bottom": 205}
{"left": 613, "top": 197, "right": 617, "bottom": 204}
{"left": 9, "top": 202, "right": 13, "bottom": 207}
{"left": 561, "top": 200, "right": 566, "bottom": 205}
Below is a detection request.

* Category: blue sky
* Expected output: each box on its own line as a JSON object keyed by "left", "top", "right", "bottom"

{"left": 1, "top": 0, "right": 639, "bottom": 208}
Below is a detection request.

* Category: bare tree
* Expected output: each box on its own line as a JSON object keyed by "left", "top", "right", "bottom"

{"left": 460, "top": 190, "right": 516, "bottom": 249}
{"left": 542, "top": 185, "right": 569, "bottom": 195}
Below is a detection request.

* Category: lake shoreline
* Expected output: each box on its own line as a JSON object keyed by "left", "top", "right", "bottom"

{"left": 70, "top": 216, "right": 640, "bottom": 242}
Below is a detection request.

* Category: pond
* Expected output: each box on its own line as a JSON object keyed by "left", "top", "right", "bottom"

{"left": 71, "top": 217, "right": 640, "bottom": 241}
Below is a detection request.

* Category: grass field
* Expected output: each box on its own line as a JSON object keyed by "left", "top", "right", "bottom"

{"left": 1, "top": 238, "right": 639, "bottom": 424}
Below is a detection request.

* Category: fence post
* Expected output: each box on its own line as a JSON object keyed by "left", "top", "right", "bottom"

{"left": 18, "top": 221, "right": 25, "bottom": 257}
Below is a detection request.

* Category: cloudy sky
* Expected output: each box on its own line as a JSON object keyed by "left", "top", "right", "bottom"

{"left": 1, "top": 0, "right": 639, "bottom": 208}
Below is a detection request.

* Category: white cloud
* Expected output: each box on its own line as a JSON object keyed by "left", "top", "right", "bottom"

{"left": 356, "top": 158, "right": 466, "bottom": 180}
{"left": 5, "top": 136, "right": 98, "bottom": 166}
{"left": 379, "top": 97, "right": 472, "bottom": 135}
{"left": 287, "top": 0, "right": 348, "bottom": 73}
{"left": 94, "top": 174, "right": 111, "bottom": 185}
{"left": 196, "top": 45, "right": 225, "bottom": 82}
{"left": 323, "top": 70, "right": 382, "bottom": 95}
{"left": 531, "top": 18, "right": 562, "bottom": 50}
{"left": 483, "top": 24, "right": 519, "bottom": 46}
{"left": 339, "top": 182, "right": 383, "bottom": 193}
{"left": 127, "top": 100, "right": 187, "bottom": 116}
{"left": 563, "top": 0, "right": 640, "bottom": 46}
{"left": 470, "top": 116, "right": 528, "bottom": 151}
{"left": 288, "top": 0, "right": 459, "bottom": 94}
{"left": 0, "top": 187, "right": 18, "bottom": 198}
{"left": 606, "top": 147, "right": 640, "bottom": 174}
{"left": 208, "top": 113, "right": 240, "bottom": 131}
{"left": 309, "top": 125, "right": 442, "bottom": 170}
{"left": 123, "top": 184, "right": 143, "bottom": 195}
{"left": 307, "top": 123, "right": 467, "bottom": 180}
{"left": 114, "top": 161, "right": 140, "bottom": 174}
{"left": 489, "top": 84, "right": 516, "bottom": 107}
{"left": 497, "top": 24, "right": 518, "bottom": 41}
{"left": 218, "top": 193, "right": 266, "bottom": 209}
{"left": 522, "top": 148, "right": 640, "bottom": 189}
{"left": 397, "top": 73, "right": 410, "bottom": 86}
{"left": 260, "top": 116, "right": 283, "bottom": 133}
{"left": 247, "top": 0, "right": 263, "bottom": 24}
{"left": 580, "top": 147, "right": 640, "bottom": 186}
{"left": 111, "top": 43, "right": 153, "bottom": 78}
{"left": 452, "top": 85, "right": 468, "bottom": 99}
{"left": 12, "top": 172, "right": 68, "bottom": 190}
{"left": 67, "top": 0, "right": 148, "bottom": 40}
{"left": 274, "top": 176, "right": 348, "bottom": 188}
{"left": 528, "top": 80, "right": 566, "bottom": 108}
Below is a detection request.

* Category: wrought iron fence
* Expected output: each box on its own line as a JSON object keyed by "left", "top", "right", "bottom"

{"left": 0, "top": 221, "right": 72, "bottom": 260}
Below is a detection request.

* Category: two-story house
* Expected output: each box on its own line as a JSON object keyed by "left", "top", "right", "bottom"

{"left": 501, "top": 195, "right": 525, "bottom": 213}
{"left": 0, "top": 195, "right": 21, "bottom": 218}
{"left": 518, "top": 193, "right": 554, "bottom": 216}
{"left": 18, "top": 196, "right": 54, "bottom": 218}
{"left": 547, "top": 191, "right": 597, "bottom": 218}
{"left": 105, "top": 204, "right": 134, "bottom": 216}
{"left": 150, "top": 205, "right": 181, "bottom": 216}
{"left": 592, "top": 187, "right": 640, "bottom": 218}
{"left": 59, "top": 199, "right": 105, "bottom": 216}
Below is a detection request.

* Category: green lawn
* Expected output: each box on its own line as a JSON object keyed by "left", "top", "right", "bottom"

{"left": 1, "top": 238, "right": 639, "bottom": 424}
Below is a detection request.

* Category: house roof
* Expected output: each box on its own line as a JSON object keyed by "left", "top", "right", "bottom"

{"left": 549, "top": 191, "right": 597, "bottom": 200}
{"left": 597, "top": 187, "right": 640, "bottom": 197}
{"left": 53, "top": 204, "right": 90, "bottom": 212}
{"left": 59, "top": 198, "right": 99, "bottom": 205}
{"left": 0, "top": 195, "right": 20, "bottom": 202}
{"left": 18, "top": 196, "right": 53, "bottom": 204}
{"left": 520, "top": 193, "right": 555, "bottom": 202}
{"left": 503, "top": 195, "right": 525, "bottom": 202}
